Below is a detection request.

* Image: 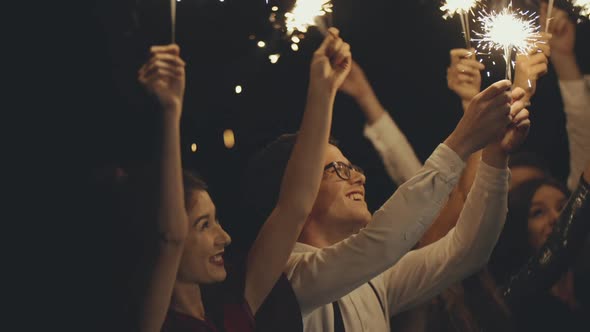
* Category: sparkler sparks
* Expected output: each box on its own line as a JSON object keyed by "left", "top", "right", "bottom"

{"left": 284, "top": 0, "right": 333, "bottom": 36}
{"left": 473, "top": 3, "right": 540, "bottom": 80}
{"left": 440, "top": 0, "right": 481, "bottom": 19}
{"left": 440, "top": 0, "right": 481, "bottom": 47}
{"left": 574, "top": 0, "right": 590, "bottom": 18}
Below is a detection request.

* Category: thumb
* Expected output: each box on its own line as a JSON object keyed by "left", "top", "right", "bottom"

{"left": 315, "top": 27, "right": 339, "bottom": 55}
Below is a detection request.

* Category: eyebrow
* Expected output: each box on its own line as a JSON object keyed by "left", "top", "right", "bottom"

{"left": 529, "top": 202, "right": 546, "bottom": 209}
{"left": 194, "top": 214, "right": 211, "bottom": 226}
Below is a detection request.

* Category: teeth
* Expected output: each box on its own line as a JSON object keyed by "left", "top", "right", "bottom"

{"left": 347, "top": 193, "right": 363, "bottom": 201}
{"left": 212, "top": 255, "right": 222, "bottom": 263}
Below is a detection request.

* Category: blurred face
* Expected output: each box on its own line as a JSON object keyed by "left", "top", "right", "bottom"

{"left": 308, "top": 144, "right": 372, "bottom": 235}
{"left": 510, "top": 165, "right": 546, "bottom": 190}
{"left": 527, "top": 185, "right": 567, "bottom": 250}
{"left": 177, "top": 190, "right": 232, "bottom": 284}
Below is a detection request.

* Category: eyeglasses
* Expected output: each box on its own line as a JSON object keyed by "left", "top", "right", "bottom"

{"left": 324, "top": 161, "right": 364, "bottom": 181}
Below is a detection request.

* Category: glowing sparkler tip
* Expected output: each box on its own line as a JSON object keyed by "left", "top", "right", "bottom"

{"left": 474, "top": 5, "right": 540, "bottom": 55}
{"left": 440, "top": 0, "right": 481, "bottom": 19}
{"left": 574, "top": 0, "right": 590, "bottom": 18}
{"left": 284, "top": 0, "right": 333, "bottom": 36}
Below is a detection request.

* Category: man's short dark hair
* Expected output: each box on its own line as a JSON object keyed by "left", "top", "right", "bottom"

{"left": 236, "top": 133, "right": 339, "bottom": 251}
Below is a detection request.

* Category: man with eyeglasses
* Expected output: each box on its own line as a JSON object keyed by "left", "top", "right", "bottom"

{"left": 241, "top": 78, "right": 531, "bottom": 331}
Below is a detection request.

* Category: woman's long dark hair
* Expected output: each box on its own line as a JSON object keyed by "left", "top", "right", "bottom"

{"left": 489, "top": 177, "right": 569, "bottom": 285}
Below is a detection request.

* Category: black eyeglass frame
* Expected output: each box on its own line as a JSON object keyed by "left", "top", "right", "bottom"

{"left": 323, "top": 161, "right": 364, "bottom": 180}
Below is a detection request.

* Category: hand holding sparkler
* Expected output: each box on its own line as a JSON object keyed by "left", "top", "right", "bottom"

{"left": 444, "top": 80, "right": 516, "bottom": 161}
{"left": 447, "top": 48, "right": 485, "bottom": 109}
{"left": 480, "top": 86, "right": 531, "bottom": 168}
{"left": 513, "top": 32, "right": 551, "bottom": 102}
{"left": 540, "top": 3, "right": 576, "bottom": 58}
{"left": 337, "top": 59, "right": 387, "bottom": 125}
{"left": 309, "top": 28, "right": 352, "bottom": 94}
{"left": 494, "top": 87, "right": 531, "bottom": 153}
{"left": 540, "top": 3, "right": 582, "bottom": 81}
{"left": 138, "top": 44, "right": 186, "bottom": 113}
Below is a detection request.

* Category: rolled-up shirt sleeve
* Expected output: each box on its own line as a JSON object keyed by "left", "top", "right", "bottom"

{"left": 363, "top": 112, "right": 423, "bottom": 185}
{"left": 375, "top": 160, "right": 510, "bottom": 315}
{"left": 559, "top": 75, "right": 590, "bottom": 191}
{"left": 285, "top": 144, "right": 465, "bottom": 315}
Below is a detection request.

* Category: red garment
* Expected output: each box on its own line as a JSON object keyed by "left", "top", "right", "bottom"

{"left": 162, "top": 301, "right": 254, "bottom": 332}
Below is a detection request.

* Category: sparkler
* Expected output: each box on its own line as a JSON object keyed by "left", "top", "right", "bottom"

{"left": 546, "top": 0, "right": 555, "bottom": 32}
{"left": 441, "top": 0, "right": 481, "bottom": 48}
{"left": 284, "top": 0, "right": 333, "bottom": 37}
{"left": 574, "top": 0, "right": 590, "bottom": 19}
{"left": 171, "top": 0, "right": 176, "bottom": 43}
{"left": 473, "top": 3, "right": 540, "bottom": 81}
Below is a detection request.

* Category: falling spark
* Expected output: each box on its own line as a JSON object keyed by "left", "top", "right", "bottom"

{"left": 269, "top": 54, "right": 281, "bottom": 63}
{"left": 223, "top": 129, "right": 236, "bottom": 149}
{"left": 291, "top": 36, "right": 301, "bottom": 43}
{"left": 284, "top": 0, "right": 333, "bottom": 36}
{"left": 257, "top": 41, "right": 266, "bottom": 48}
{"left": 191, "top": 143, "right": 198, "bottom": 152}
{"left": 272, "top": 6, "right": 279, "bottom": 12}
{"left": 291, "top": 43, "right": 299, "bottom": 51}
{"left": 574, "top": 0, "right": 590, "bottom": 18}
{"left": 441, "top": 0, "right": 481, "bottom": 47}
{"left": 235, "top": 85, "right": 243, "bottom": 94}
{"left": 474, "top": 3, "right": 540, "bottom": 80}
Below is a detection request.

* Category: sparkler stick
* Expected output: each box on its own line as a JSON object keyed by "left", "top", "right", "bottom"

{"left": 171, "top": 0, "right": 176, "bottom": 43}
{"left": 546, "top": 0, "right": 555, "bottom": 32}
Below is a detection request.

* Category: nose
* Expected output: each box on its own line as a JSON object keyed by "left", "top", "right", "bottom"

{"left": 547, "top": 209, "right": 559, "bottom": 229}
{"left": 349, "top": 168, "right": 366, "bottom": 186}
{"left": 214, "top": 223, "right": 232, "bottom": 248}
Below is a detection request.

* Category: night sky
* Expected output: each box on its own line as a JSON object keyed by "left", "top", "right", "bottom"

{"left": 79, "top": 0, "right": 588, "bottom": 254}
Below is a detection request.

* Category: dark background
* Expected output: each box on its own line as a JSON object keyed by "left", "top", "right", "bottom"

{"left": 85, "top": 0, "right": 588, "bottom": 253}
{"left": 20, "top": 0, "right": 588, "bottom": 329}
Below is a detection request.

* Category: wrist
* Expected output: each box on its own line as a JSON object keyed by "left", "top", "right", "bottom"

{"left": 356, "top": 90, "right": 385, "bottom": 125}
{"left": 482, "top": 144, "right": 509, "bottom": 169}
{"left": 461, "top": 99, "right": 471, "bottom": 113}
{"left": 444, "top": 133, "right": 472, "bottom": 162}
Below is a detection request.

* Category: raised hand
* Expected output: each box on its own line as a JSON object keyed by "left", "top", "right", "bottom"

{"left": 447, "top": 48, "right": 484, "bottom": 105}
{"left": 309, "top": 27, "right": 352, "bottom": 93}
{"left": 540, "top": 3, "right": 575, "bottom": 57}
{"left": 497, "top": 87, "right": 531, "bottom": 153}
{"left": 138, "top": 44, "right": 186, "bottom": 113}
{"left": 338, "top": 60, "right": 371, "bottom": 100}
{"left": 444, "top": 80, "right": 514, "bottom": 160}
{"left": 513, "top": 32, "right": 551, "bottom": 102}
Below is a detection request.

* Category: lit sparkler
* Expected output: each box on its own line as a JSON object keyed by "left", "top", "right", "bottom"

{"left": 573, "top": 0, "right": 590, "bottom": 18}
{"left": 440, "top": 0, "right": 481, "bottom": 47}
{"left": 284, "top": 0, "right": 333, "bottom": 36}
{"left": 473, "top": 3, "right": 540, "bottom": 81}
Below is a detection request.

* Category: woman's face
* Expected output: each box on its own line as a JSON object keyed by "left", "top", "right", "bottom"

{"left": 177, "top": 190, "right": 231, "bottom": 284}
{"left": 527, "top": 185, "right": 567, "bottom": 250}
